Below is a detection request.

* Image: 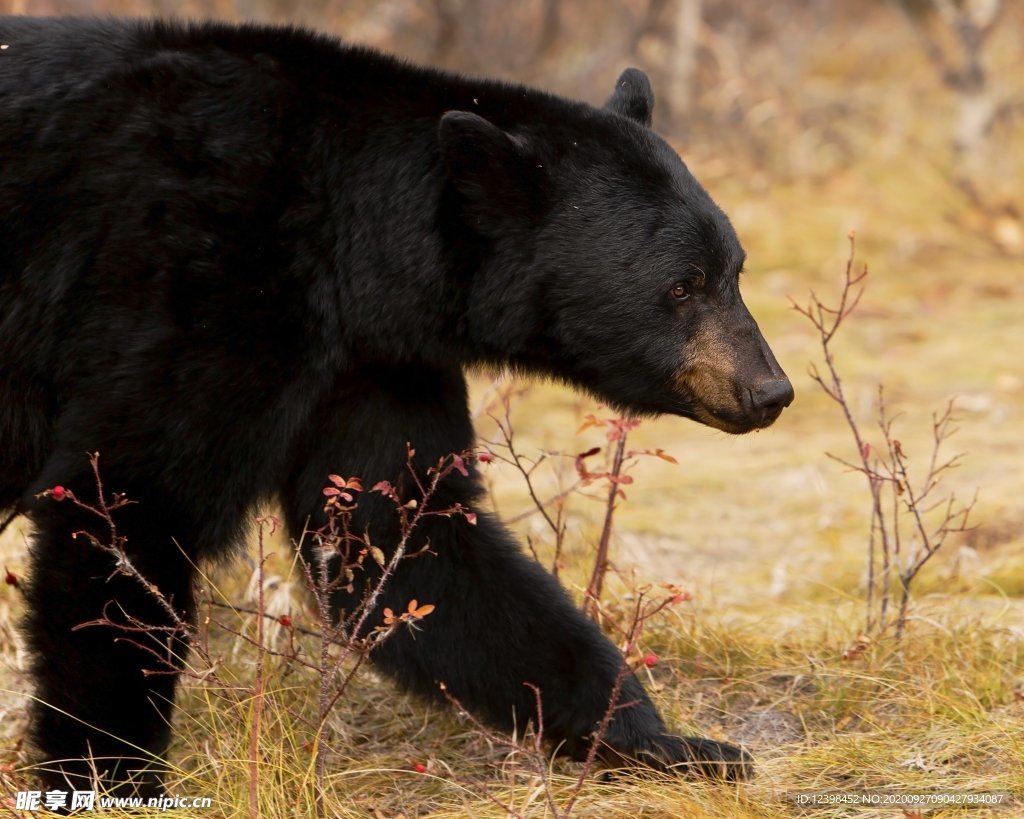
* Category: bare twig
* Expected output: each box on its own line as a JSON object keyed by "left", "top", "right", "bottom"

{"left": 302, "top": 448, "right": 472, "bottom": 815}
{"left": 795, "top": 234, "right": 977, "bottom": 637}
{"left": 582, "top": 425, "right": 630, "bottom": 620}
{"left": 484, "top": 383, "right": 571, "bottom": 574}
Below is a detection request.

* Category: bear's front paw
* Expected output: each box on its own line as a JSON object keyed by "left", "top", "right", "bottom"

{"left": 645, "top": 734, "right": 753, "bottom": 782}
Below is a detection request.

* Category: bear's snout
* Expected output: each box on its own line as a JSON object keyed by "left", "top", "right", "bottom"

{"left": 746, "top": 377, "right": 795, "bottom": 426}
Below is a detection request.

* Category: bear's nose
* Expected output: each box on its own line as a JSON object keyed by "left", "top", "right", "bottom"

{"left": 749, "top": 378, "right": 795, "bottom": 417}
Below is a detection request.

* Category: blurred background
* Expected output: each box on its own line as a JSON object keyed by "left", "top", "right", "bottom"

{"left": 5, "top": 0, "right": 1023, "bottom": 197}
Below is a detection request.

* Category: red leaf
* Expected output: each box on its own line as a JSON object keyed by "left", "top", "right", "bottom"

{"left": 607, "top": 418, "right": 641, "bottom": 441}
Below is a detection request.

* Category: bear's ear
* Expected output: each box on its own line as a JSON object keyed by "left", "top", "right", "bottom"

{"left": 604, "top": 68, "right": 654, "bottom": 127}
{"left": 438, "top": 111, "right": 539, "bottom": 235}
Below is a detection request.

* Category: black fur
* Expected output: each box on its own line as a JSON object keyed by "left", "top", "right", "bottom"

{"left": 0, "top": 16, "right": 791, "bottom": 793}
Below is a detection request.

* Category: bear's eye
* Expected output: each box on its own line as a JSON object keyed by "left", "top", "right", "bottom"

{"left": 670, "top": 283, "right": 689, "bottom": 302}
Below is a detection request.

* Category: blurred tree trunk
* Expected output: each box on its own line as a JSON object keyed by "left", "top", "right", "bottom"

{"left": 900, "top": 0, "right": 1022, "bottom": 254}
{"left": 898, "top": 0, "right": 1005, "bottom": 172}
{"left": 533, "top": 0, "right": 561, "bottom": 61}
{"left": 431, "top": 0, "right": 461, "bottom": 64}
{"left": 666, "top": 0, "right": 702, "bottom": 129}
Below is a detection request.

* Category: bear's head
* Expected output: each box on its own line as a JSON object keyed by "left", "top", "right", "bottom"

{"left": 439, "top": 69, "right": 793, "bottom": 434}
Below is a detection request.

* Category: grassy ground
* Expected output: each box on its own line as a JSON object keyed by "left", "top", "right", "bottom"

{"left": 2, "top": 7, "right": 1024, "bottom": 818}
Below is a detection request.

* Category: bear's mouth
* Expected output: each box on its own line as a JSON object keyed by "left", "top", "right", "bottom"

{"left": 670, "top": 306, "right": 793, "bottom": 434}
{"left": 691, "top": 400, "right": 787, "bottom": 434}
{"left": 673, "top": 375, "right": 794, "bottom": 435}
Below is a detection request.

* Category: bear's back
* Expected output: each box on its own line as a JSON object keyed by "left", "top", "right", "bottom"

{"left": 0, "top": 17, "right": 144, "bottom": 99}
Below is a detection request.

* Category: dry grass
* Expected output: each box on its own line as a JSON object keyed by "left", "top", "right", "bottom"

{"left": 2, "top": 4, "right": 1024, "bottom": 817}
{"left": 4, "top": 590, "right": 1019, "bottom": 817}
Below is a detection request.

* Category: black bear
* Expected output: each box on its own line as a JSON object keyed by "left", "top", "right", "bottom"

{"left": 0, "top": 16, "right": 793, "bottom": 795}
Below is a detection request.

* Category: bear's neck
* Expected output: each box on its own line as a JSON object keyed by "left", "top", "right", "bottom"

{"left": 292, "top": 46, "right": 578, "bottom": 374}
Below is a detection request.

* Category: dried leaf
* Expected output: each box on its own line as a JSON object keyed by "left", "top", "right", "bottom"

{"left": 408, "top": 601, "right": 435, "bottom": 619}
{"left": 574, "top": 447, "right": 602, "bottom": 481}
{"left": 576, "top": 414, "right": 604, "bottom": 434}
{"left": 630, "top": 447, "right": 678, "bottom": 464}
{"left": 841, "top": 634, "right": 871, "bottom": 661}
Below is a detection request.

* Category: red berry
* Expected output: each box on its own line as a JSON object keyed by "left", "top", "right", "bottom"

{"left": 50, "top": 485, "right": 67, "bottom": 501}
{"left": 642, "top": 653, "right": 658, "bottom": 668}
{"left": 4, "top": 568, "right": 18, "bottom": 587}
{"left": 413, "top": 762, "right": 427, "bottom": 774}
{"left": 278, "top": 615, "right": 292, "bottom": 628}
{"left": 478, "top": 451, "right": 495, "bottom": 463}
